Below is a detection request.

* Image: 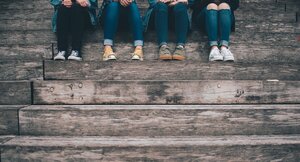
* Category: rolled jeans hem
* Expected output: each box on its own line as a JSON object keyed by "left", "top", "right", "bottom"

{"left": 209, "top": 41, "right": 218, "bottom": 47}
{"left": 220, "top": 40, "right": 229, "bottom": 47}
{"left": 134, "top": 40, "right": 144, "bottom": 46}
{"left": 159, "top": 42, "right": 168, "bottom": 47}
{"left": 104, "top": 39, "right": 113, "bottom": 46}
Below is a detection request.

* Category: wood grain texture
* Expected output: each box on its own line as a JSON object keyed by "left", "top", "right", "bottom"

{"left": 0, "top": 61, "right": 43, "bottom": 80}
{"left": 0, "top": 106, "right": 24, "bottom": 135}
{"left": 0, "top": 136, "right": 14, "bottom": 146}
{"left": 2, "top": 136, "right": 300, "bottom": 162}
{"left": 19, "top": 105, "right": 300, "bottom": 136}
{"left": 0, "top": 81, "right": 31, "bottom": 105}
{"left": 1, "top": 30, "right": 299, "bottom": 46}
{"left": 33, "top": 80, "right": 300, "bottom": 104}
{"left": 0, "top": 45, "right": 52, "bottom": 61}
{"left": 49, "top": 42, "right": 300, "bottom": 63}
{"left": 44, "top": 61, "right": 300, "bottom": 80}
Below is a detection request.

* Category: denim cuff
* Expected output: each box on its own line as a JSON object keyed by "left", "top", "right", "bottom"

{"left": 104, "top": 39, "right": 113, "bottom": 46}
{"left": 209, "top": 41, "right": 218, "bottom": 47}
{"left": 220, "top": 40, "right": 229, "bottom": 47}
{"left": 134, "top": 40, "right": 144, "bottom": 46}
{"left": 159, "top": 42, "right": 168, "bottom": 47}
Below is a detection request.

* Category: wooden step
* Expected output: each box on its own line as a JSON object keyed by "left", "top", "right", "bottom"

{"left": 19, "top": 104, "right": 300, "bottom": 136}
{"left": 1, "top": 43, "right": 299, "bottom": 63}
{"left": 0, "top": 106, "right": 22, "bottom": 135}
{"left": 1, "top": 18, "right": 299, "bottom": 34}
{"left": 0, "top": 60, "right": 43, "bottom": 80}
{"left": 0, "top": 0, "right": 298, "bottom": 12}
{"left": 0, "top": 7, "right": 297, "bottom": 23}
{"left": 33, "top": 80, "right": 300, "bottom": 104}
{"left": 1, "top": 29, "right": 298, "bottom": 47}
{"left": 1, "top": 135, "right": 300, "bottom": 161}
{"left": 0, "top": 81, "right": 32, "bottom": 105}
{"left": 0, "top": 45, "right": 52, "bottom": 61}
{"left": 44, "top": 61, "right": 300, "bottom": 80}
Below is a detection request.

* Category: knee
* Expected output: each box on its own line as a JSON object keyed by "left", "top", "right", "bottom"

{"left": 155, "top": 2, "right": 168, "bottom": 11}
{"left": 218, "top": 3, "right": 230, "bottom": 10}
{"left": 174, "top": 2, "right": 187, "bottom": 12}
{"left": 207, "top": 3, "right": 218, "bottom": 10}
{"left": 128, "top": 2, "right": 138, "bottom": 10}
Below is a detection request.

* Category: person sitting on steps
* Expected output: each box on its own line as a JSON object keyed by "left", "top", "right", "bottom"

{"left": 192, "top": 0, "right": 239, "bottom": 62}
{"left": 51, "top": 0, "right": 98, "bottom": 61}
{"left": 143, "top": 0, "right": 192, "bottom": 61}
{"left": 99, "top": 0, "right": 144, "bottom": 61}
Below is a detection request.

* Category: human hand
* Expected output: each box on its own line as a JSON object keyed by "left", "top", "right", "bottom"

{"left": 76, "top": 0, "right": 89, "bottom": 7}
{"left": 62, "top": 0, "right": 73, "bottom": 8}
{"left": 158, "top": 0, "right": 172, "bottom": 3}
{"left": 120, "top": 0, "right": 132, "bottom": 7}
{"left": 168, "top": 0, "right": 187, "bottom": 6}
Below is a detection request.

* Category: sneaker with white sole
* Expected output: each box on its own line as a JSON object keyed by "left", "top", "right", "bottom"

{"left": 173, "top": 45, "right": 186, "bottom": 61}
{"left": 209, "top": 48, "right": 223, "bottom": 61}
{"left": 131, "top": 47, "right": 143, "bottom": 61}
{"left": 159, "top": 45, "right": 172, "bottom": 60}
{"left": 54, "top": 51, "right": 66, "bottom": 61}
{"left": 221, "top": 47, "right": 234, "bottom": 62}
{"left": 103, "top": 46, "right": 117, "bottom": 61}
{"left": 68, "top": 50, "right": 82, "bottom": 61}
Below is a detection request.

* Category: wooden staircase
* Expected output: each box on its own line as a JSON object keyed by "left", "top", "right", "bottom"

{"left": 0, "top": 0, "right": 300, "bottom": 161}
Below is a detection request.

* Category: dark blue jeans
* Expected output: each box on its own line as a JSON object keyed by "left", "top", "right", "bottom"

{"left": 153, "top": 2, "right": 189, "bottom": 46}
{"left": 103, "top": 2, "right": 144, "bottom": 46}
{"left": 196, "top": 7, "right": 233, "bottom": 47}
{"left": 57, "top": 4, "right": 88, "bottom": 52}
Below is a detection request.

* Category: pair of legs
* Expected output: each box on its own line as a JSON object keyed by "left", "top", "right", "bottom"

{"left": 56, "top": 4, "right": 88, "bottom": 60}
{"left": 196, "top": 3, "right": 234, "bottom": 61}
{"left": 102, "top": 2, "right": 144, "bottom": 61}
{"left": 152, "top": 2, "right": 189, "bottom": 60}
{"left": 154, "top": 2, "right": 189, "bottom": 47}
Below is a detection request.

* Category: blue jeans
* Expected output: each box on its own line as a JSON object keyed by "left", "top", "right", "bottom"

{"left": 153, "top": 2, "right": 189, "bottom": 46}
{"left": 103, "top": 2, "right": 144, "bottom": 46}
{"left": 196, "top": 7, "right": 233, "bottom": 47}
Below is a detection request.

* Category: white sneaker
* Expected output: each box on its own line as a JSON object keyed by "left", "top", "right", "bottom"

{"left": 68, "top": 50, "right": 82, "bottom": 61}
{"left": 221, "top": 47, "right": 234, "bottom": 62}
{"left": 209, "top": 48, "right": 223, "bottom": 61}
{"left": 54, "top": 51, "right": 66, "bottom": 61}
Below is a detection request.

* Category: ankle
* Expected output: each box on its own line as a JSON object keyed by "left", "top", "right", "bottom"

{"left": 211, "top": 46, "right": 219, "bottom": 50}
{"left": 221, "top": 46, "right": 228, "bottom": 50}
{"left": 135, "top": 46, "right": 143, "bottom": 51}
{"left": 104, "top": 45, "right": 112, "bottom": 50}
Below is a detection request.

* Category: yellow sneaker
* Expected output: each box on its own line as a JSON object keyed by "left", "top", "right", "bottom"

{"left": 131, "top": 47, "right": 143, "bottom": 61}
{"left": 103, "top": 46, "right": 117, "bottom": 61}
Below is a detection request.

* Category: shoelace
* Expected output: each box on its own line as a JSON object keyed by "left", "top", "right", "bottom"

{"left": 71, "top": 51, "right": 79, "bottom": 57}
{"left": 57, "top": 51, "right": 65, "bottom": 56}
{"left": 175, "top": 46, "right": 184, "bottom": 55}
{"left": 104, "top": 48, "right": 114, "bottom": 57}
{"left": 133, "top": 48, "right": 143, "bottom": 57}
{"left": 161, "top": 46, "right": 170, "bottom": 55}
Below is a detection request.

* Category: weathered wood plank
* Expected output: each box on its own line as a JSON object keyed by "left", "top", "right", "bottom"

{"left": 0, "top": 0, "right": 297, "bottom": 14}
{"left": 0, "top": 45, "right": 52, "bottom": 61}
{"left": 33, "top": 80, "right": 300, "bottom": 104}
{"left": 0, "top": 61, "right": 43, "bottom": 80}
{"left": 1, "top": 19, "right": 299, "bottom": 34}
{"left": 19, "top": 105, "right": 300, "bottom": 136}
{"left": 0, "top": 106, "right": 24, "bottom": 135}
{"left": 0, "top": 8, "right": 296, "bottom": 23}
{"left": 2, "top": 136, "right": 300, "bottom": 161}
{"left": 0, "top": 136, "right": 14, "bottom": 146}
{"left": 44, "top": 61, "right": 300, "bottom": 80}
{"left": 1, "top": 29, "right": 299, "bottom": 47}
{"left": 0, "top": 81, "right": 31, "bottom": 105}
